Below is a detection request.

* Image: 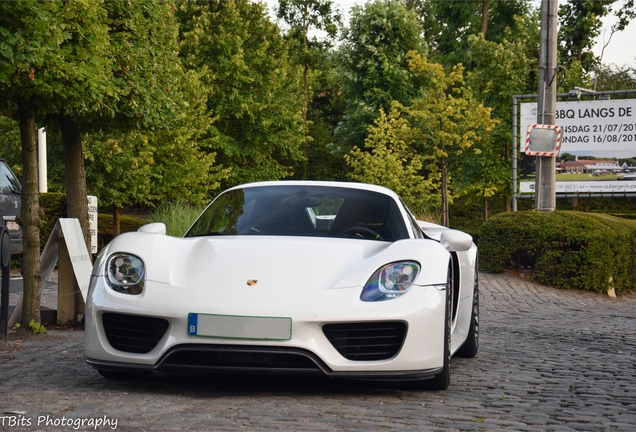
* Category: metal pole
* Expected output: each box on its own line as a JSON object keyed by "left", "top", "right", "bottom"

{"left": 512, "top": 96, "right": 518, "bottom": 211}
{"left": 0, "top": 228, "right": 11, "bottom": 341}
{"left": 38, "top": 127, "right": 47, "bottom": 193}
{"left": 535, "top": 0, "right": 558, "bottom": 212}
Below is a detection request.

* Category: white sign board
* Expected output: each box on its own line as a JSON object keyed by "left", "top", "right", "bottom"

{"left": 520, "top": 99, "right": 636, "bottom": 194}
{"left": 521, "top": 99, "right": 636, "bottom": 157}
{"left": 40, "top": 218, "right": 93, "bottom": 301}
{"left": 10, "top": 218, "right": 94, "bottom": 326}
{"left": 521, "top": 181, "right": 636, "bottom": 194}
{"left": 88, "top": 195, "right": 98, "bottom": 253}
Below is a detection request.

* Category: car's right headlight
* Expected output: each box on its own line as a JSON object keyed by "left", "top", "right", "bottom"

{"left": 105, "top": 253, "right": 145, "bottom": 295}
{"left": 360, "top": 261, "right": 420, "bottom": 302}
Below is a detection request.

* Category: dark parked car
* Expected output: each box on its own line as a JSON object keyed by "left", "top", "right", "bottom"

{"left": 0, "top": 159, "right": 22, "bottom": 254}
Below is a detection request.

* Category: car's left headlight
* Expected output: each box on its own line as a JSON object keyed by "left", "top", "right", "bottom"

{"left": 105, "top": 253, "right": 145, "bottom": 295}
{"left": 360, "top": 261, "right": 420, "bottom": 302}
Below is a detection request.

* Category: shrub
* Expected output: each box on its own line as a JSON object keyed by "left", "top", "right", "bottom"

{"left": 147, "top": 201, "right": 206, "bottom": 237}
{"left": 40, "top": 193, "right": 67, "bottom": 248}
{"left": 39, "top": 193, "right": 146, "bottom": 251}
{"left": 97, "top": 214, "right": 147, "bottom": 249}
{"left": 479, "top": 211, "right": 636, "bottom": 294}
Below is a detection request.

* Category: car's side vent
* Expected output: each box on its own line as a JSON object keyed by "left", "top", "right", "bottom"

{"left": 102, "top": 313, "right": 169, "bottom": 354}
{"left": 322, "top": 321, "right": 407, "bottom": 361}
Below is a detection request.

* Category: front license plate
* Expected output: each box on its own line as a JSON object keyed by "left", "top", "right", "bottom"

{"left": 188, "top": 313, "right": 292, "bottom": 341}
{"left": 6, "top": 221, "right": 19, "bottom": 231}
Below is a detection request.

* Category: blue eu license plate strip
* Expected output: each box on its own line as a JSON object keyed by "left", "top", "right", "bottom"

{"left": 188, "top": 313, "right": 292, "bottom": 340}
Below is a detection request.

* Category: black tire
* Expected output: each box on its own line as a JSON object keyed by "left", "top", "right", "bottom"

{"left": 402, "top": 264, "right": 452, "bottom": 391}
{"left": 97, "top": 369, "right": 153, "bottom": 380}
{"left": 456, "top": 266, "right": 479, "bottom": 358}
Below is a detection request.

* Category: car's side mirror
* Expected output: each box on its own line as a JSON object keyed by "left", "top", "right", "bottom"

{"left": 138, "top": 222, "right": 166, "bottom": 235}
{"left": 439, "top": 230, "right": 473, "bottom": 252}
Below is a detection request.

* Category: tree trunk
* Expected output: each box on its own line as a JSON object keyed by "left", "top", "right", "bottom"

{"left": 441, "top": 156, "right": 449, "bottom": 227}
{"left": 61, "top": 115, "right": 91, "bottom": 254}
{"left": 61, "top": 115, "right": 90, "bottom": 322}
{"left": 483, "top": 196, "right": 489, "bottom": 221}
{"left": 113, "top": 205, "right": 120, "bottom": 237}
{"left": 18, "top": 97, "right": 42, "bottom": 326}
{"left": 481, "top": 0, "right": 489, "bottom": 37}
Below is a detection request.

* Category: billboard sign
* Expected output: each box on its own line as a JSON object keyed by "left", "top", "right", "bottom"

{"left": 520, "top": 99, "right": 636, "bottom": 194}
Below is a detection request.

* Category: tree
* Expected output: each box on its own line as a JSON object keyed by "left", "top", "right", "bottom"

{"left": 464, "top": 13, "right": 539, "bottom": 216}
{"left": 557, "top": 0, "right": 635, "bottom": 73}
{"left": 178, "top": 0, "right": 307, "bottom": 188}
{"left": 335, "top": 0, "right": 426, "bottom": 152}
{"left": 559, "top": 0, "right": 614, "bottom": 73}
{"left": 277, "top": 0, "right": 342, "bottom": 180}
{"left": 1, "top": 0, "right": 112, "bottom": 326}
{"left": 405, "top": 0, "right": 530, "bottom": 67}
{"left": 407, "top": 52, "right": 496, "bottom": 227}
{"left": 594, "top": 63, "right": 636, "bottom": 90}
{"left": 277, "top": 0, "right": 341, "bottom": 122}
{"left": 346, "top": 52, "right": 497, "bottom": 226}
{"left": 84, "top": 71, "right": 229, "bottom": 215}
{"left": 345, "top": 103, "right": 435, "bottom": 217}
{"left": 76, "top": 0, "right": 195, "bottom": 236}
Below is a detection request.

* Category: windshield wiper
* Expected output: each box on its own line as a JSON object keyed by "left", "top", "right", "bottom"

{"left": 186, "top": 232, "right": 229, "bottom": 238}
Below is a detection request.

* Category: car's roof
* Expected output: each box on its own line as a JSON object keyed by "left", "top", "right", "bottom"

{"left": 227, "top": 180, "right": 402, "bottom": 201}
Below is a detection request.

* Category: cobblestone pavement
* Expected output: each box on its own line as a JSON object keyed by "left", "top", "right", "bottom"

{"left": 1, "top": 272, "right": 635, "bottom": 431}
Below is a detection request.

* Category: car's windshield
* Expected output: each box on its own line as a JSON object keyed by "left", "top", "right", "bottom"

{"left": 185, "top": 185, "right": 409, "bottom": 242}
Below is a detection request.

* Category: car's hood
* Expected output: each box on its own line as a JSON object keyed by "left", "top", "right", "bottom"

{"left": 98, "top": 233, "right": 450, "bottom": 293}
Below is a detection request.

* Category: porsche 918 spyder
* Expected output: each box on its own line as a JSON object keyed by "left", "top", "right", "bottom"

{"left": 85, "top": 181, "right": 479, "bottom": 390}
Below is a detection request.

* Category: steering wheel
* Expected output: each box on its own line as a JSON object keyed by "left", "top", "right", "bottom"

{"left": 337, "top": 226, "right": 383, "bottom": 240}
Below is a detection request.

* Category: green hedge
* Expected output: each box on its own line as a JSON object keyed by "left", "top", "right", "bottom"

{"left": 479, "top": 211, "right": 636, "bottom": 294}
{"left": 97, "top": 213, "right": 147, "bottom": 250}
{"left": 39, "top": 193, "right": 147, "bottom": 252}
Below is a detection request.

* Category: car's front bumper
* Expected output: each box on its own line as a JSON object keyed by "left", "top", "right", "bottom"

{"left": 85, "top": 277, "right": 447, "bottom": 379}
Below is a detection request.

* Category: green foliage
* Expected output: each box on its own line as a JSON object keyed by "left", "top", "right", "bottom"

{"left": 29, "top": 319, "right": 46, "bottom": 335}
{"left": 277, "top": 0, "right": 342, "bottom": 180}
{"left": 594, "top": 63, "right": 636, "bottom": 91}
{"left": 147, "top": 201, "right": 207, "bottom": 237}
{"left": 479, "top": 211, "right": 636, "bottom": 293}
{"left": 0, "top": 116, "right": 21, "bottom": 175}
{"left": 335, "top": 0, "right": 426, "bottom": 151}
{"left": 345, "top": 103, "right": 435, "bottom": 216}
{"left": 97, "top": 213, "right": 147, "bottom": 249}
{"left": 0, "top": 0, "right": 114, "bottom": 116}
{"left": 407, "top": 52, "right": 497, "bottom": 225}
{"left": 83, "top": 70, "right": 226, "bottom": 210}
{"left": 100, "top": 0, "right": 184, "bottom": 128}
{"left": 558, "top": 0, "right": 614, "bottom": 73}
{"left": 406, "top": 0, "right": 531, "bottom": 68}
{"left": 178, "top": 0, "right": 307, "bottom": 187}
{"left": 463, "top": 17, "right": 538, "bottom": 202}
{"left": 345, "top": 52, "right": 496, "bottom": 224}
{"left": 39, "top": 193, "right": 66, "bottom": 249}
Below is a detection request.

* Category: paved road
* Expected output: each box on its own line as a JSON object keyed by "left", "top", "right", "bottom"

{"left": 1, "top": 272, "right": 635, "bottom": 431}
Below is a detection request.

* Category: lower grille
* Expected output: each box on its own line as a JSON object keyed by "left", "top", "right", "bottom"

{"left": 102, "top": 313, "right": 169, "bottom": 354}
{"left": 159, "top": 345, "right": 322, "bottom": 373}
{"left": 322, "top": 322, "right": 407, "bottom": 361}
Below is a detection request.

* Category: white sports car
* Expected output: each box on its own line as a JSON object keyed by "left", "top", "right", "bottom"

{"left": 85, "top": 181, "right": 479, "bottom": 390}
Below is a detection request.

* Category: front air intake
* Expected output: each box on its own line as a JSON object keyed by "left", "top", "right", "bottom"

{"left": 322, "top": 321, "right": 407, "bottom": 361}
{"left": 102, "top": 313, "right": 169, "bottom": 354}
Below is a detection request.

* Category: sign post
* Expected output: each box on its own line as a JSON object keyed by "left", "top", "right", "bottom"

{"left": 534, "top": 0, "right": 559, "bottom": 212}
{"left": 0, "top": 228, "right": 10, "bottom": 341}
